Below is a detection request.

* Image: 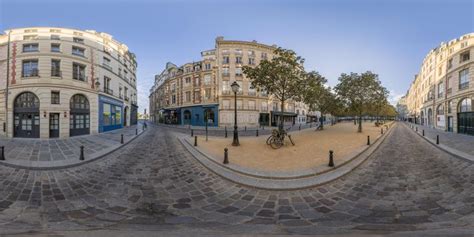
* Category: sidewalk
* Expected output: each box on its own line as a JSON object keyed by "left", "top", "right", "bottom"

{"left": 406, "top": 122, "right": 474, "bottom": 161}
{"left": 0, "top": 121, "right": 147, "bottom": 169}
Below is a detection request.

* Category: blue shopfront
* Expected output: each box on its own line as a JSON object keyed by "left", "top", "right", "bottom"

{"left": 99, "top": 95, "right": 124, "bottom": 132}
{"left": 181, "top": 104, "right": 218, "bottom": 126}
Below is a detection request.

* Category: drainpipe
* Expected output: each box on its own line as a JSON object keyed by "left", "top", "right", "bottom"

{"left": 4, "top": 30, "right": 11, "bottom": 137}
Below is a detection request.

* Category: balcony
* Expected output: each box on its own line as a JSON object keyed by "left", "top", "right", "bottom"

{"left": 51, "top": 69, "right": 62, "bottom": 77}
{"left": 102, "top": 63, "right": 113, "bottom": 71}
{"left": 235, "top": 73, "right": 243, "bottom": 77}
{"left": 124, "top": 96, "right": 130, "bottom": 101}
{"left": 22, "top": 69, "right": 39, "bottom": 78}
{"left": 73, "top": 73, "right": 87, "bottom": 81}
{"left": 222, "top": 72, "right": 230, "bottom": 77}
{"left": 459, "top": 82, "right": 469, "bottom": 90}
{"left": 248, "top": 91, "right": 257, "bottom": 96}
{"left": 104, "top": 88, "right": 114, "bottom": 95}
{"left": 222, "top": 90, "right": 231, "bottom": 95}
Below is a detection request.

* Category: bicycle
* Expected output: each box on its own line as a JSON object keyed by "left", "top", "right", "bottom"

{"left": 266, "top": 129, "right": 295, "bottom": 149}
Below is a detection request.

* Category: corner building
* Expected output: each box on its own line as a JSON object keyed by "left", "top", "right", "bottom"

{"left": 405, "top": 33, "right": 473, "bottom": 135}
{"left": 0, "top": 27, "right": 138, "bottom": 138}
{"left": 149, "top": 37, "right": 317, "bottom": 127}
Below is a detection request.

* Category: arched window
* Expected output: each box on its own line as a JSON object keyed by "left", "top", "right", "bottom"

{"left": 459, "top": 98, "right": 472, "bottom": 113}
{"left": 14, "top": 92, "right": 39, "bottom": 109}
{"left": 70, "top": 94, "right": 90, "bottom": 110}
{"left": 437, "top": 104, "right": 444, "bottom": 115}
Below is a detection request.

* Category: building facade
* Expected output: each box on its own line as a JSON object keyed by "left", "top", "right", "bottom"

{"left": 149, "top": 37, "right": 317, "bottom": 127}
{"left": 405, "top": 33, "right": 473, "bottom": 135}
{"left": 0, "top": 27, "right": 138, "bottom": 138}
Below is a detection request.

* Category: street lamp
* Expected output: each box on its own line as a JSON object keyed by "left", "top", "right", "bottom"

{"left": 231, "top": 81, "right": 240, "bottom": 146}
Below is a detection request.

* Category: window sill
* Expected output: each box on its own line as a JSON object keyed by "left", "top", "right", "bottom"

{"left": 22, "top": 76, "right": 40, "bottom": 79}
{"left": 22, "top": 51, "right": 39, "bottom": 53}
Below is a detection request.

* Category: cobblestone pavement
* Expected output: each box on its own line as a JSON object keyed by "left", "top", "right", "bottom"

{"left": 408, "top": 122, "right": 474, "bottom": 156}
{"left": 0, "top": 122, "right": 473, "bottom": 236}
{"left": 0, "top": 123, "right": 144, "bottom": 163}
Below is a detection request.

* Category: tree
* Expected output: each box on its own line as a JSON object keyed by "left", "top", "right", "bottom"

{"left": 302, "top": 71, "right": 338, "bottom": 130}
{"left": 335, "top": 71, "right": 386, "bottom": 132}
{"left": 368, "top": 83, "right": 389, "bottom": 125}
{"left": 243, "top": 47, "right": 306, "bottom": 130}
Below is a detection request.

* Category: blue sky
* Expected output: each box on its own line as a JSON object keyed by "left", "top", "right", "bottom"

{"left": 1, "top": 0, "right": 473, "bottom": 113}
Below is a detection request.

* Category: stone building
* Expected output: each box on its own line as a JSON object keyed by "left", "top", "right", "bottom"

{"left": 0, "top": 27, "right": 138, "bottom": 138}
{"left": 149, "top": 37, "right": 317, "bottom": 127}
{"left": 405, "top": 33, "right": 473, "bottom": 135}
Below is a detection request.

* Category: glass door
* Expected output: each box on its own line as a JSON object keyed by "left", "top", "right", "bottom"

{"left": 49, "top": 113, "right": 60, "bottom": 138}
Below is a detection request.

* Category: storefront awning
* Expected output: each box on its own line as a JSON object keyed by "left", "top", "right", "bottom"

{"left": 271, "top": 111, "right": 297, "bottom": 117}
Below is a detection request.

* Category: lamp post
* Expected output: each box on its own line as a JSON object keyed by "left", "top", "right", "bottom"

{"left": 231, "top": 81, "right": 240, "bottom": 146}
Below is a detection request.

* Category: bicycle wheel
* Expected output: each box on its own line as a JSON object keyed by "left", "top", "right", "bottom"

{"left": 270, "top": 137, "right": 283, "bottom": 149}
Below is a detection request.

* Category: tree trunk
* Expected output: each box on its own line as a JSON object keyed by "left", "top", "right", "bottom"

{"left": 279, "top": 99, "right": 285, "bottom": 131}
{"left": 358, "top": 114, "right": 362, "bottom": 133}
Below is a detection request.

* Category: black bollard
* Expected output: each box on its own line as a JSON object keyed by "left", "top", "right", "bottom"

{"left": 299, "top": 124, "right": 301, "bottom": 130}
{"left": 245, "top": 126, "right": 247, "bottom": 131}
{"left": 381, "top": 128, "right": 383, "bottom": 134}
{"left": 436, "top": 135, "right": 439, "bottom": 145}
{"left": 191, "top": 129, "right": 194, "bottom": 137}
{"left": 367, "top": 135, "right": 370, "bottom": 145}
{"left": 225, "top": 126, "right": 228, "bottom": 138}
{"left": 121, "top": 134, "right": 124, "bottom": 144}
{"left": 194, "top": 136, "right": 198, "bottom": 146}
{"left": 0, "top": 146, "right": 4, "bottom": 160}
{"left": 256, "top": 129, "right": 259, "bottom": 137}
{"left": 422, "top": 130, "right": 425, "bottom": 136}
{"left": 223, "top": 148, "right": 229, "bottom": 164}
{"left": 80, "top": 145, "right": 84, "bottom": 161}
{"left": 328, "top": 150, "right": 334, "bottom": 167}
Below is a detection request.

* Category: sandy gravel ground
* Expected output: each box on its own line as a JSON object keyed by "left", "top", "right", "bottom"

{"left": 197, "top": 122, "right": 387, "bottom": 172}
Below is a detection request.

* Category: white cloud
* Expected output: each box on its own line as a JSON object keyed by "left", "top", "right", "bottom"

{"left": 388, "top": 90, "right": 405, "bottom": 105}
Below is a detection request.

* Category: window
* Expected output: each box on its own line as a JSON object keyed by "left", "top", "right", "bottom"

{"left": 248, "top": 50, "right": 255, "bottom": 57}
{"left": 185, "top": 67, "right": 191, "bottom": 73}
{"left": 235, "top": 49, "right": 242, "bottom": 55}
{"left": 51, "top": 91, "right": 60, "bottom": 104}
{"left": 22, "top": 60, "right": 39, "bottom": 77}
{"left": 460, "top": 51, "right": 470, "bottom": 63}
{"left": 50, "top": 34, "right": 60, "bottom": 40}
{"left": 223, "top": 56, "right": 230, "bottom": 64}
{"left": 103, "top": 57, "right": 111, "bottom": 70}
{"left": 73, "top": 37, "right": 84, "bottom": 44}
{"left": 236, "top": 81, "right": 243, "bottom": 93}
{"left": 261, "top": 101, "right": 268, "bottom": 111}
{"left": 185, "top": 77, "right": 191, "bottom": 84}
{"left": 235, "top": 67, "right": 242, "bottom": 76}
{"left": 236, "top": 56, "right": 242, "bottom": 64}
{"left": 448, "top": 100, "right": 453, "bottom": 113}
{"left": 205, "top": 63, "right": 211, "bottom": 70}
{"left": 248, "top": 58, "right": 255, "bottom": 65}
{"left": 72, "top": 46, "right": 85, "bottom": 57}
{"left": 438, "top": 66, "right": 442, "bottom": 76}
{"left": 194, "top": 91, "right": 200, "bottom": 101}
{"left": 223, "top": 99, "right": 230, "bottom": 109}
{"left": 459, "top": 68, "right": 469, "bottom": 90}
{"left": 51, "top": 43, "right": 60, "bottom": 52}
{"left": 204, "top": 88, "right": 211, "bottom": 99}
{"left": 261, "top": 52, "right": 268, "bottom": 60}
{"left": 222, "top": 67, "right": 230, "bottom": 76}
{"left": 447, "top": 58, "right": 453, "bottom": 69}
{"left": 222, "top": 80, "right": 229, "bottom": 92}
{"left": 51, "top": 59, "right": 61, "bottom": 77}
{"left": 72, "top": 63, "right": 86, "bottom": 81}
{"left": 172, "top": 95, "right": 176, "bottom": 104}
{"left": 103, "top": 76, "right": 112, "bottom": 94}
{"left": 185, "top": 91, "right": 191, "bottom": 102}
{"left": 204, "top": 74, "right": 211, "bottom": 85}
{"left": 459, "top": 98, "right": 472, "bottom": 112}
{"left": 438, "top": 82, "right": 444, "bottom": 98}
{"left": 23, "top": 43, "right": 38, "bottom": 52}
{"left": 249, "top": 100, "right": 256, "bottom": 110}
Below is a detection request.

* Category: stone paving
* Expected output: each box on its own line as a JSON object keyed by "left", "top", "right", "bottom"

{"left": 0, "top": 122, "right": 473, "bottom": 236}
{"left": 0, "top": 122, "right": 145, "bottom": 167}
{"left": 408, "top": 122, "right": 474, "bottom": 157}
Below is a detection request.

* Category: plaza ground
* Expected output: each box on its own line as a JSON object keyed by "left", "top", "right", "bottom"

{"left": 198, "top": 121, "right": 385, "bottom": 172}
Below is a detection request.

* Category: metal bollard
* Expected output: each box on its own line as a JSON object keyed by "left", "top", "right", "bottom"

{"left": 225, "top": 126, "right": 228, "bottom": 138}
{"left": 367, "top": 135, "right": 370, "bottom": 145}
{"left": 328, "top": 150, "right": 334, "bottom": 167}
{"left": 223, "top": 148, "right": 229, "bottom": 164}
{"left": 194, "top": 136, "right": 198, "bottom": 146}
{"left": 436, "top": 135, "right": 439, "bottom": 145}
{"left": 256, "top": 129, "right": 259, "bottom": 137}
{"left": 121, "top": 134, "right": 124, "bottom": 144}
{"left": 80, "top": 145, "right": 84, "bottom": 161}
{"left": 245, "top": 126, "right": 247, "bottom": 131}
{"left": 0, "top": 146, "right": 4, "bottom": 160}
{"left": 381, "top": 128, "right": 383, "bottom": 134}
{"left": 422, "top": 130, "right": 424, "bottom": 136}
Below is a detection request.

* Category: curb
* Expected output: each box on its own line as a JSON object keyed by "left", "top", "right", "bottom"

{"left": 404, "top": 123, "right": 474, "bottom": 163}
{"left": 178, "top": 122, "right": 395, "bottom": 190}
{"left": 0, "top": 128, "right": 148, "bottom": 170}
